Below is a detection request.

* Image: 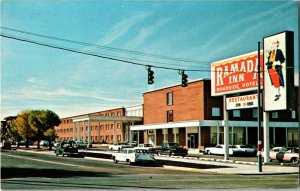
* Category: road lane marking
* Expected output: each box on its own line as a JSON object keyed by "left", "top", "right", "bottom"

{"left": 2, "top": 153, "right": 96, "bottom": 170}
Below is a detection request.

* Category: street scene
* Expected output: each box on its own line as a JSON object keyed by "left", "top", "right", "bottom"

{"left": 1, "top": 0, "right": 299, "bottom": 190}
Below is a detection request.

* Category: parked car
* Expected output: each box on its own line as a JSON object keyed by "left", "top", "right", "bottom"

{"left": 112, "top": 148, "right": 155, "bottom": 164}
{"left": 39, "top": 140, "right": 49, "bottom": 147}
{"left": 134, "top": 143, "right": 155, "bottom": 149}
{"left": 1, "top": 141, "right": 12, "bottom": 150}
{"left": 269, "top": 147, "right": 287, "bottom": 162}
{"left": 234, "top": 145, "right": 257, "bottom": 156}
{"left": 53, "top": 141, "right": 61, "bottom": 147}
{"left": 55, "top": 140, "right": 82, "bottom": 157}
{"left": 156, "top": 142, "right": 188, "bottom": 157}
{"left": 269, "top": 147, "right": 299, "bottom": 164}
{"left": 108, "top": 142, "right": 133, "bottom": 151}
{"left": 74, "top": 141, "right": 88, "bottom": 149}
{"left": 204, "top": 144, "right": 238, "bottom": 156}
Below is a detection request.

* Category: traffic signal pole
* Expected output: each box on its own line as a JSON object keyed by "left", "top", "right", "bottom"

{"left": 257, "top": 41, "right": 262, "bottom": 172}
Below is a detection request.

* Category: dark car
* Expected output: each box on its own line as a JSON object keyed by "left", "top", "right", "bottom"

{"left": 74, "top": 141, "right": 88, "bottom": 149}
{"left": 157, "top": 142, "right": 188, "bottom": 157}
{"left": 55, "top": 140, "right": 82, "bottom": 157}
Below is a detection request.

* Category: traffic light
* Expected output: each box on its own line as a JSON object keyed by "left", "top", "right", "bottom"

{"left": 181, "top": 72, "right": 188, "bottom": 87}
{"left": 148, "top": 67, "right": 154, "bottom": 84}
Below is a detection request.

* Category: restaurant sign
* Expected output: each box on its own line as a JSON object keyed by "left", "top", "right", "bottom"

{"left": 226, "top": 94, "right": 258, "bottom": 110}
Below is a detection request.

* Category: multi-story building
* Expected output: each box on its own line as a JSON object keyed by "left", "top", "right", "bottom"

{"left": 55, "top": 106, "right": 143, "bottom": 144}
{"left": 131, "top": 79, "right": 299, "bottom": 150}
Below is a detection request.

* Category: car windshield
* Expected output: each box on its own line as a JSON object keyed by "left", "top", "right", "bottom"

{"left": 239, "top": 145, "right": 251, "bottom": 148}
{"left": 168, "top": 143, "right": 178, "bottom": 147}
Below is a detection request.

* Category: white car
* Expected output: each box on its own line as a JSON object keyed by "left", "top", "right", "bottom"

{"left": 112, "top": 148, "right": 155, "bottom": 164}
{"left": 134, "top": 144, "right": 156, "bottom": 150}
{"left": 108, "top": 142, "right": 133, "bottom": 151}
{"left": 234, "top": 145, "right": 257, "bottom": 156}
{"left": 204, "top": 144, "right": 237, "bottom": 156}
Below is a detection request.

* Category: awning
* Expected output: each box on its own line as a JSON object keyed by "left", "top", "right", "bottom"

{"left": 130, "top": 120, "right": 299, "bottom": 131}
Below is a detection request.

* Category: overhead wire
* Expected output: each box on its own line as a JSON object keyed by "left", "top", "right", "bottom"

{"left": 1, "top": 26, "right": 211, "bottom": 67}
{"left": 0, "top": 32, "right": 293, "bottom": 73}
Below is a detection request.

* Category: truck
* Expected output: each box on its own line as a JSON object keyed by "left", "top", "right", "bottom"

{"left": 156, "top": 142, "right": 188, "bottom": 157}
{"left": 112, "top": 148, "right": 155, "bottom": 164}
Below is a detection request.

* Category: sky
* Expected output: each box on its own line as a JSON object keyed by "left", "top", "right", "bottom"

{"left": 1, "top": 0, "right": 298, "bottom": 119}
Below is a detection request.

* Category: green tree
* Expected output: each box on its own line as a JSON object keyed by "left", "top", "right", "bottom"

{"left": 14, "top": 110, "right": 35, "bottom": 148}
{"left": 44, "top": 128, "right": 57, "bottom": 150}
{"left": 10, "top": 120, "right": 23, "bottom": 147}
{"left": 28, "top": 110, "right": 60, "bottom": 149}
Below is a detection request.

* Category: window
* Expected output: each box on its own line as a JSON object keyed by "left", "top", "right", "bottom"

{"left": 111, "top": 135, "right": 113, "bottom": 140}
{"left": 117, "top": 135, "right": 121, "bottom": 141}
{"left": 100, "top": 125, "right": 103, "bottom": 130}
{"left": 272, "top": 112, "right": 278, "bottom": 118}
{"left": 212, "top": 107, "right": 221, "bottom": 117}
{"left": 291, "top": 110, "right": 296, "bottom": 119}
{"left": 117, "top": 123, "right": 121, "bottom": 129}
{"left": 111, "top": 113, "right": 115, "bottom": 116}
{"left": 167, "top": 92, "right": 173, "bottom": 105}
{"left": 233, "top": 110, "right": 241, "bottom": 117}
{"left": 91, "top": 126, "right": 94, "bottom": 131}
{"left": 252, "top": 109, "right": 257, "bottom": 118}
{"left": 111, "top": 124, "right": 114, "bottom": 129}
{"left": 106, "top": 124, "right": 109, "bottom": 130}
{"left": 167, "top": 110, "right": 173, "bottom": 122}
{"left": 117, "top": 112, "right": 121, "bottom": 116}
{"left": 95, "top": 125, "right": 98, "bottom": 130}
{"left": 106, "top": 113, "right": 109, "bottom": 116}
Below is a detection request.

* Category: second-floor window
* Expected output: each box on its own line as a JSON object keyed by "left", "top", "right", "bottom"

{"left": 272, "top": 112, "right": 278, "bottom": 119}
{"left": 167, "top": 110, "right": 173, "bottom": 122}
{"left": 212, "top": 107, "right": 221, "bottom": 117}
{"left": 253, "top": 109, "right": 258, "bottom": 118}
{"left": 233, "top": 110, "right": 241, "bottom": 117}
{"left": 167, "top": 92, "right": 173, "bottom": 105}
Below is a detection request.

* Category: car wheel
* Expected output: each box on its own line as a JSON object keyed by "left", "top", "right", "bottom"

{"left": 114, "top": 159, "right": 118, "bottom": 163}
{"left": 207, "top": 151, "right": 211, "bottom": 155}
{"left": 55, "top": 153, "right": 58, "bottom": 157}
{"left": 290, "top": 158, "right": 299, "bottom": 164}
{"left": 128, "top": 160, "right": 132, "bottom": 165}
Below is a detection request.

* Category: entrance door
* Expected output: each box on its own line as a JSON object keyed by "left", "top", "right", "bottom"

{"left": 190, "top": 135, "right": 195, "bottom": 149}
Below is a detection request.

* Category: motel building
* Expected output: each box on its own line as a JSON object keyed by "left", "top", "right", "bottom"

{"left": 130, "top": 78, "right": 299, "bottom": 151}
{"left": 55, "top": 105, "right": 143, "bottom": 145}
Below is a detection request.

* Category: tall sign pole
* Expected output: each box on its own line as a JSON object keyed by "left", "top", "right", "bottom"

{"left": 297, "top": 1, "right": 300, "bottom": 188}
{"left": 257, "top": 41, "right": 262, "bottom": 172}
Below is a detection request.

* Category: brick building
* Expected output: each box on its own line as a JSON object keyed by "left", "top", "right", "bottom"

{"left": 131, "top": 79, "right": 299, "bottom": 150}
{"left": 55, "top": 106, "right": 143, "bottom": 144}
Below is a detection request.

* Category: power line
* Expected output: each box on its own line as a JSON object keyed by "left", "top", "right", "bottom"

{"left": 0, "top": 33, "right": 206, "bottom": 72}
{"left": 1, "top": 26, "right": 211, "bottom": 66}
{"left": 1, "top": 33, "right": 293, "bottom": 73}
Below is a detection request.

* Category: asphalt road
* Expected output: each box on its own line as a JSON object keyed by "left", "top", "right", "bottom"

{"left": 1, "top": 150, "right": 299, "bottom": 189}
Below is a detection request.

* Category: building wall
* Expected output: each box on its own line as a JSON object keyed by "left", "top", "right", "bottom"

{"left": 55, "top": 108, "right": 126, "bottom": 144}
{"left": 144, "top": 80, "right": 208, "bottom": 124}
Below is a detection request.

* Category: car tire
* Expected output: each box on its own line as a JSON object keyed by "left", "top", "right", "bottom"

{"left": 290, "top": 158, "right": 299, "bottom": 164}
{"left": 114, "top": 159, "right": 118, "bottom": 163}
{"left": 128, "top": 160, "right": 132, "bottom": 165}
{"left": 207, "top": 151, "right": 211, "bottom": 155}
{"left": 56, "top": 153, "right": 58, "bottom": 157}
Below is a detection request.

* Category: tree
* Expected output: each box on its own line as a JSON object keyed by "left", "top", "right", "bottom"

{"left": 44, "top": 128, "right": 57, "bottom": 150}
{"left": 28, "top": 110, "right": 60, "bottom": 149}
{"left": 10, "top": 120, "right": 23, "bottom": 147}
{"left": 14, "top": 110, "right": 35, "bottom": 148}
